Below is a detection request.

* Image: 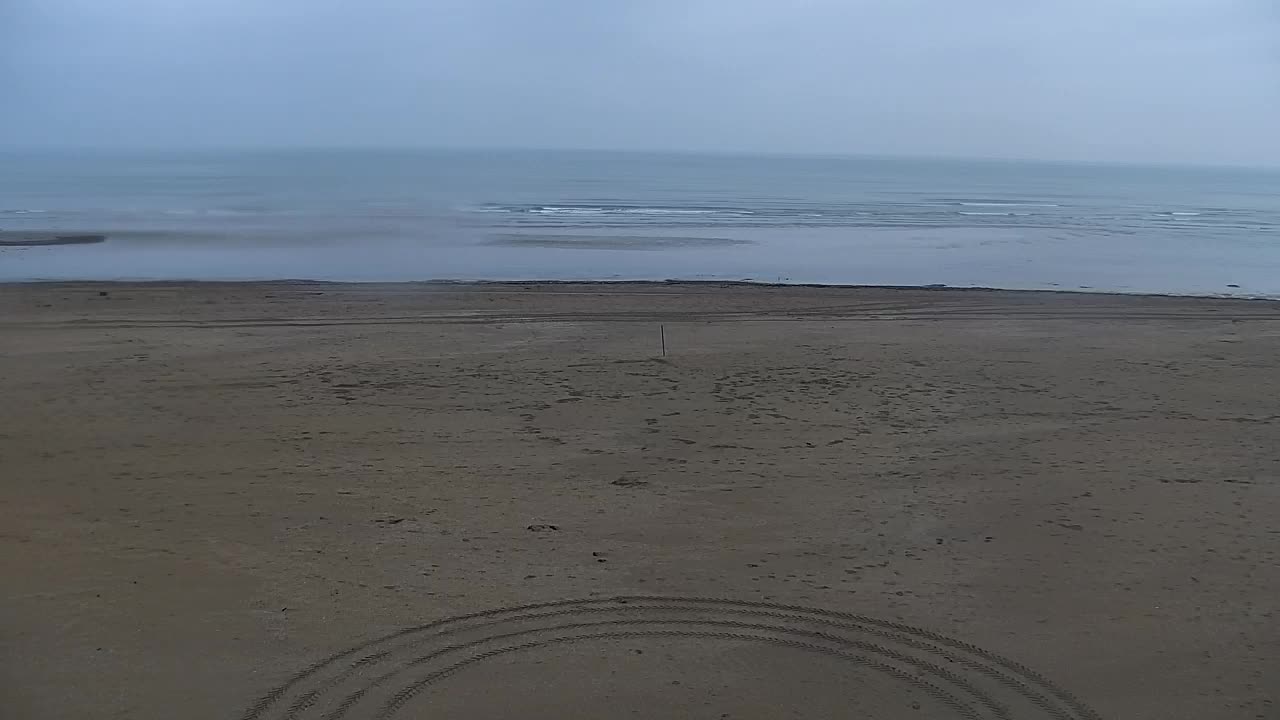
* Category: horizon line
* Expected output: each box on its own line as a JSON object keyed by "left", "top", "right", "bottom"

{"left": 1, "top": 144, "right": 1277, "bottom": 172}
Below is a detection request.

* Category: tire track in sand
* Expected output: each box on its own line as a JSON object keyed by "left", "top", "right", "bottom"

{"left": 241, "top": 596, "right": 1102, "bottom": 720}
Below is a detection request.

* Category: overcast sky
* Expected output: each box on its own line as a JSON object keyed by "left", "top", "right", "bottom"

{"left": 4, "top": 0, "right": 1279, "bottom": 165}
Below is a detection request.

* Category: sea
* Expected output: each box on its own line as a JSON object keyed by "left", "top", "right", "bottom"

{"left": 3, "top": 148, "right": 1280, "bottom": 296}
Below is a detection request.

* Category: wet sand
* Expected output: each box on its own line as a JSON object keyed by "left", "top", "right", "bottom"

{"left": 2, "top": 282, "right": 1277, "bottom": 720}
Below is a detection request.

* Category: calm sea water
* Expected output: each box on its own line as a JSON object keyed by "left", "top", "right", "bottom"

{"left": 3, "top": 149, "right": 1280, "bottom": 295}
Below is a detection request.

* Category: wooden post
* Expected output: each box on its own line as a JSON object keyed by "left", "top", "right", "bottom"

{"left": 660, "top": 324, "right": 667, "bottom": 357}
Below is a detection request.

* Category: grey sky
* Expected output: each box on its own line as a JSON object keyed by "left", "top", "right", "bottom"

{"left": 4, "top": 0, "right": 1279, "bottom": 165}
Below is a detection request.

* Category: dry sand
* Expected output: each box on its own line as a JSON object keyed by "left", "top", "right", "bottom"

{"left": 2, "top": 282, "right": 1277, "bottom": 720}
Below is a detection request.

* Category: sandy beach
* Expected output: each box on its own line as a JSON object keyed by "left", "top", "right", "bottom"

{"left": 2, "top": 281, "right": 1277, "bottom": 720}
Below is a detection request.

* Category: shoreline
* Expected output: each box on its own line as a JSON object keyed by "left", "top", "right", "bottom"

{"left": 2, "top": 277, "right": 1275, "bottom": 303}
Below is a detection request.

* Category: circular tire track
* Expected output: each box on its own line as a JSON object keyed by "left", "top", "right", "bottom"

{"left": 241, "top": 596, "right": 1102, "bottom": 720}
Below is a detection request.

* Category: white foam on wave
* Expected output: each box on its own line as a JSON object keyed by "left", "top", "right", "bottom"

{"left": 958, "top": 211, "right": 1033, "bottom": 216}
{"left": 959, "top": 202, "right": 1059, "bottom": 208}
{"left": 523, "top": 206, "right": 754, "bottom": 217}
{"left": 474, "top": 204, "right": 758, "bottom": 217}
{"left": 529, "top": 207, "right": 606, "bottom": 216}
{"left": 619, "top": 208, "right": 719, "bottom": 215}
{"left": 1, "top": 209, "right": 47, "bottom": 215}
